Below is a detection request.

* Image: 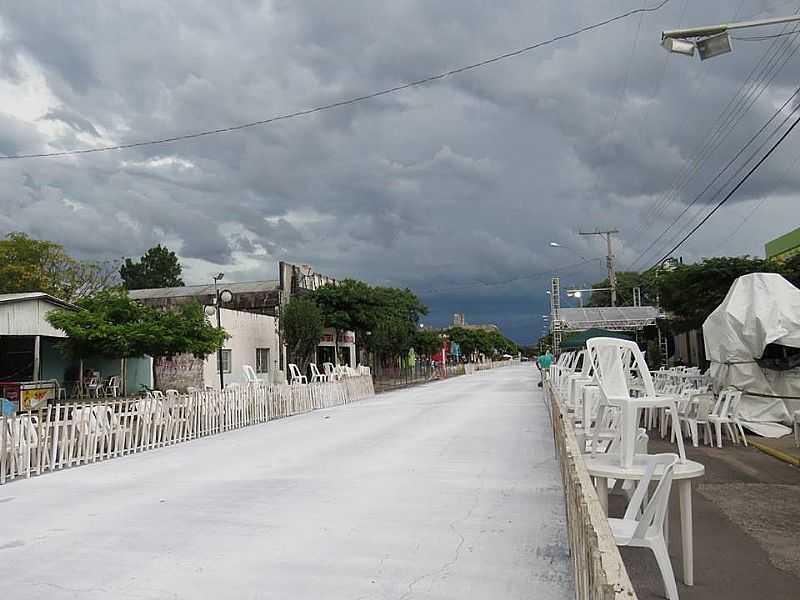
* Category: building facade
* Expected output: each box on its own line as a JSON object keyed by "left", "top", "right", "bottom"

{"left": 766, "top": 227, "right": 800, "bottom": 261}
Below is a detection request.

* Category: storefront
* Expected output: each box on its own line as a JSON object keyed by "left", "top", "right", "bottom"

{"left": 316, "top": 328, "right": 357, "bottom": 367}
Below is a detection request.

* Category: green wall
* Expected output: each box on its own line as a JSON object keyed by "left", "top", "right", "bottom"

{"left": 765, "top": 227, "right": 800, "bottom": 260}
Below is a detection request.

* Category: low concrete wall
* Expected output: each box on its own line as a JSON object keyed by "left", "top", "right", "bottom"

{"left": 544, "top": 379, "right": 638, "bottom": 600}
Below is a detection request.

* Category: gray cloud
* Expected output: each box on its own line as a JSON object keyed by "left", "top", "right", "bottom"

{"left": 0, "top": 0, "right": 798, "bottom": 342}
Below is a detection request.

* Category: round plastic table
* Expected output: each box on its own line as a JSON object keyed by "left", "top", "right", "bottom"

{"left": 584, "top": 452, "right": 705, "bottom": 586}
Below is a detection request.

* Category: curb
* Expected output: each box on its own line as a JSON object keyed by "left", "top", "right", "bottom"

{"left": 747, "top": 437, "right": 800, "bottom": 467}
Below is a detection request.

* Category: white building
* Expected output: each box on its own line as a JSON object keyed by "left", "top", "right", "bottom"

{"left": 203, "top": 308, "right": 281, "bottom": 390}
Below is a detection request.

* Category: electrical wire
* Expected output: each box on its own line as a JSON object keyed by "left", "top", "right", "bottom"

{"left": 625, "top": 9, "right": 800, "bottom": 264}
{"left": 732, "top": 31, "right": 800, "bottom": 41}
{"left": 417, "top": 258, "right": 602, "bottom": 296}
{"left": 628, "top": 17, "right": 800, "bottom": 256}
{"left": 628, "top": 84, "right": 800, "bottom": 268}
{"left": 647, "top": 104, "right": 800, "bottom": 270}
{"left": 0, "top": 1, "right": 674, "bottom": 160}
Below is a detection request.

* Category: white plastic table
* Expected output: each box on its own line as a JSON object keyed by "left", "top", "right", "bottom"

{"left": 585, "top": 453, "right": 705, "bottom": 586}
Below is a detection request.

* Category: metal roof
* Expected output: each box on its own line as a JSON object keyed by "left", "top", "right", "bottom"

{"left": 553, "top": 306, "right": 661, "bottom": 331}
{"left": 0, "top": 292, "right": 77, "bottom": 310}
{"left": 128, "top": 280, "right": 279, "bottom": 300}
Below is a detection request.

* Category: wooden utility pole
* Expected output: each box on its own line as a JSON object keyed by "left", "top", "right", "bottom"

{"left": 579, "top": 229, "right": 619, "bottom": 306}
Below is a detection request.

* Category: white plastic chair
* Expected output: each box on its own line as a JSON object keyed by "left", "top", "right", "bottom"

{"left": 288, "top": 363, "right": 307, "bottom": 385}
{"left": 682, "top": 392, "right": 716, "bottom": 447}
{"left": 323, "top": 362, "right": 337, "bottom": 381}
{"left": 165, "top": 389, "right": 180, "bottom": 400}
{"left": 707, "top": 388, "right": 747, "bottom": 448}
{"left": 84, "top": 376, "right": 102, "bottom": 398}
{"left": 587, "top": 338, "right": 686, "bottom": 467}
{"left": 242, "top": 364, "right": 264, "bottom": 386}
{"left": 794, "top": 410, "right": 800, "bottom": 448}
{"left": 104, "top": 376, "right": 121, "bottom": 398}
{"left": 309, "top": 363, "right": 326, "bottom": 383}
{"left": 608, "top": 453, "right": 680, "bottom": 600}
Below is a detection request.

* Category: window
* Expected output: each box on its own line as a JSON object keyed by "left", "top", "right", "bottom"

{"left": 218, "top": 349, "right": 232, "bottom": 373}
{"left": 256, "top": 348, "right": 270, "bottom": 373}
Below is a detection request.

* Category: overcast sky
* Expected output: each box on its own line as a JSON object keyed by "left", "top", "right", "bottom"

{"left": 1, "top": 0, "right": 799, "bottom": 342}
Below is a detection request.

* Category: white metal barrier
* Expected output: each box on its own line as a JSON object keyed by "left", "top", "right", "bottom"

{"left": 0, "top": 376, "right": 375, "bottom": 485}
{"left": 544, "top": 380, "right": 638, "bottom": 600}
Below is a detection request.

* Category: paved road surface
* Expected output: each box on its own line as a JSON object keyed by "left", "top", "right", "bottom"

{"left": 0, "top": 366, "right": 571, "bottom": 599}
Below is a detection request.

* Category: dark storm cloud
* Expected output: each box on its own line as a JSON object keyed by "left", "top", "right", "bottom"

{"left": 0, "top": 0, "right": 798, "bottom": 341}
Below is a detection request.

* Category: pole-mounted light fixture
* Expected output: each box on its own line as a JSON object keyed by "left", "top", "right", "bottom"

{"left": 662, "top": 14, "right": 800, "bottom": 61}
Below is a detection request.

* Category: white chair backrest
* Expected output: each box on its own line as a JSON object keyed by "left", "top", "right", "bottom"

{"left": 323, "top": 362, "right": 335, "bottom": 378}
{"left": 309, "top": 363, "right": 323, "bottom": 378}
{"left": 288, "top": 364, "right": 304, "bottom": 382}
{"left": 242, "top": 364, "right": 258, "bottom": 383}
{"left": 152, "top": 390, "right": 164, "bottom": 399}
{"left": 587, "top": 338, "right": 654, "bottom": 404}
{"left": 727, "top": 389, "right": 742, "bottom": 417}
{"left": 165, "top": 389, "right": 180, "bottom": 399}
{"left": 625, "top": 454, "right": 678, "bottom": 541}
{"left": 693, "top": 393, "right": 716, "bottom": 420}
{"left": 575, "top": 350, "right": 593, "bottom": 377}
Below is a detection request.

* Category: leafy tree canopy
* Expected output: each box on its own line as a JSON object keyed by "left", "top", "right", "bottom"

{"left": 46, "top": 290, "right": 226, "bottom": 359}
{"left": 654, "top": 256, "right": 785, "bottom": 333}
{"left": 310, "top": 279, "right": 428, "bottom": 358}
{"left": 0, "top": 232, "right": 118, "bottom": 301}
{"left": 445, "top": 327, "right": 518, "bottom": 358}
{"left": 413, "top": 329, "right": 443, "bottom": 357}
{"left": 281, "top": 297, "right": 324, "bottom": 373}
{"left": 120, "top": 245, "right": 184, "bottom": 290}
{"left": 585, "top": 256, "right": 799, "bottom": 334}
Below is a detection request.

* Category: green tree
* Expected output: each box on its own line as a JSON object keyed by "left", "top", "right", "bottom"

{"left": 0, "top": 232, "right": 119, "bottom": 301}
{"left": 413, "top": 329, "right": 442, "bottom": 357}
{"left": 120, "top": 245, "right": 184, "bottom": 290}
{"left": 47, "top": 290, "right": 226, "bottom": 387}
{"left": 311, "top": 280, "right": 428, "bottom": 363}
{"left": 445, "top": 327, "right": 518, "bottom": 359}
{"left": 654, "top": 256, "right": 783, "bottom": 332}
{"left": 281, "top": 297, "right": 324, "bottom": 375}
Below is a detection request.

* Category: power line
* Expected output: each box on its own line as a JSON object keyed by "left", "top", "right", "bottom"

{"left": 718, "top": 141, "right": 800, "bottom": 251}
{"left": 628, "top": 29, "right": 800, "bottom": 268}
{"left": 629, "top": 21, "right": 799, "bottom": 255}
{"left": 0, "top": 1, "right": 674, "bottom": 161}
{"left": 418, "top": 258, "right": 602, "bottom": 295}
{"left": 625, "top": 10, "right": 800, "bottom": 262}
{"left": 653, "top": 101, "right": 800, "bottom": 261}
{"left": 629, "top": 84, "right": 800, "bottom": 268}
{"left": 647, "top": 105, "right": 800, "bottom": 270}
{"left": 733, "top": 31, "right": 800, "bottom": 41}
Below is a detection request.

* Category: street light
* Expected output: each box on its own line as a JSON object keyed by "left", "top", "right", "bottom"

{"left": 662, "top": 14, "right": 800, "bottom": 60}
{"left": 207, "top": 273, "right": 233, "bottom": 390}
{"left": 568, "top": 290, "right": 584, "bottom": 307}
{"left": 548, "top": 240, "right": 590, "bottom": 262}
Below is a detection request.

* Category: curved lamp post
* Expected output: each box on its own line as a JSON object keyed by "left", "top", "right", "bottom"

{"left": 205, "top": 273, "right": 233, "bottom": 390}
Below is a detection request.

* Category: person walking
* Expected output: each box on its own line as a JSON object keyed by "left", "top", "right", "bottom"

{"left": 536, "top": 348, "right": 553, "bottom": 387}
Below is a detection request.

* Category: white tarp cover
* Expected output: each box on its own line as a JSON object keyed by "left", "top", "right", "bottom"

{"left": 703, "top": 273, "right": 800, "bottom": 437}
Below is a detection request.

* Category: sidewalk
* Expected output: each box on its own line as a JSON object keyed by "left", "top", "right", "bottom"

{"left": 614, "top": 440, "right": 800, "bottom": 599}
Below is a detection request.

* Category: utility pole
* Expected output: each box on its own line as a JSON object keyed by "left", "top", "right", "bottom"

{"left": 579, "top": 229, "right": 619, "bottom": 307}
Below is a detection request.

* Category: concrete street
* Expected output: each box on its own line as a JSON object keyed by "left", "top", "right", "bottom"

{"left": 0, "top": 366, "right": 572, "bottom": 600}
